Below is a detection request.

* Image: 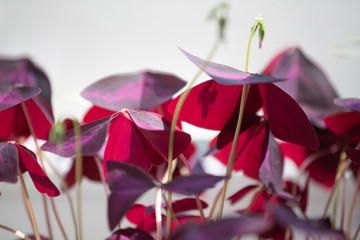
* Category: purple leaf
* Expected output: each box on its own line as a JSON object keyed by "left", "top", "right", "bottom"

{"left": 171, "top": 214, "right": 273, "bottom": 240}
{"left": 259, "top": 133, "right": 284, "bottom": 194}
{"left": 0, "top": 142, "right": 19, "bottom": 183}
{"left": 0, "top": 58, "right": 52, "bottom": 107}
{"left": 269, "top": 204, "right": 346, "bottom": 239}
{"left": 161, "top": 174, "right": 226, "bottom": 195}
{"left": 41, "top": 117, "right": 111, "bottom": 157}
{"left": 180, "top": 48, "right": 282, "bottom": 85}
{"left": 0, "top": 84, "right": 40, "bottom": 112}
{"left": 81, "top": 70, "right": 186, "bottom": 111}
{"left": 345, "top": 148, "right": 360, "bottom": 165}
{"left": 107, "top": 228, "right": 154, "bottom": 240}
{"left": 334, "top": 98, "right": 360, "bottom": 112}
{"left": 106, "top": 161, "right": 156, "bottom": 230}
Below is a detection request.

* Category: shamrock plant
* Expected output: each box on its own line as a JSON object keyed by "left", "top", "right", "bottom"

{"left": 0, "top": 3, "right": 359, "bottom": 240}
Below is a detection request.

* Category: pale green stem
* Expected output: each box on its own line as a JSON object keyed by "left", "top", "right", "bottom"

{"left": 217, "top": 21, "right": 257, "bottom": 220}
{"left": 0, "top": 224, "right": 32, "bottom": 240}
{"left": 46, "top": 159, "right": 79, "bottom": 240}
{"left": 72, "top": 119, "right": 83, "bottom": 240}
{"left": 165, "top": 37, "right": 221, "bottom": 239}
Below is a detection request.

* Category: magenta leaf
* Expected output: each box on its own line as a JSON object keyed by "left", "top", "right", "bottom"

{"left": 104, "top": 110, "right": 191, "bottom": 172}
{"left": 180, "top": 48, "right": 283, "bottom": 85}
{"left": 0, "top": 84, "right": 40, "bottom": 112}
{"left": 107, "top": 228, "right": 154, "bottom": 240}
{"left": 167, "top": 80, "right": 244, "bottom": 130}
{"left": 345, "top": 148, "right": 360, "bottom": 165}
{"left": 324, "top": 111, "right": 360, "bottom": 137}
{"left": 228, "top": 185, "right": 259, "bottom": 204}
{"left": 269, "top": 204, "right": 345, "bottom": 239}
{"left": 213, "top": 122, "right": 269, "bottom": 179}
{"left": 106, "top": 161, "right": 156, "bottom": 230}
{"left": 0, "top": 142, "right": 19, "bottom": 183}
{"left": 171, "top": 214, "right": 273, "bottom": 240}
{"left": 262, "top": 47, "right": 341, "bottom": 128}
{"left": 259, "top": 133, "right": 284, "bottom": 194}
{"left": 144, "top": 198, "right": 208, "bottom": 214}
{"left": 259, "top": 83, "right": 319, "bottom": 150}
{"left": 15, "top": 143, "right": 60, "bottom": 197}
{"left": 41, "top": 117, "right": 111, "bottom": 158}
{"left": 334, "top": 98, "right": 360, "bottom": 111}
{"left": 162, "top": 174, "right": 226, "bottom": 195}
{"left": 81, "top": 70, "right": 186, "bottom": 111}
{"left": 83, "top": 105, "right": 116, "bottom": 123}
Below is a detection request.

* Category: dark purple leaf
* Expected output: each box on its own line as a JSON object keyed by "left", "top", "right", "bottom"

{"left": 0, "top": 84, "right": 40, "bottom": 112}
{"left": 345, "top": 148, "right": 360, "bottom": 165}
{"left": 259, "top": 133, "right": 284, "bottom": 194}
{"left": 107, "top": 228, "right": 154, "bottom": 240}
{"left": 334, "top": 98, "right": 360, "bottom": 112}
{"left": 180, "top": 48, "right": 282, "bottom": 85}
{"left": 171, "top": 214, "right": 273, "bottom": 240}
{"left": 81, "top": 70, "right": 186, "bottom": 111}
{"left": 262, "top": 47, "right": 341, "bottom": 128}
{"left": 0, "top": 58, "right": 52, "bottom": 107}
{"left": 161, "top": 174, "right": 226, "bottom": 195}
{"left": 0, "top": 142, "right": 18, "bottom": 183}
{"left": 41, "top": 117, "right": 111, "bottom": 157}
{"left": 106, "top": 161, "right": 156, "bottom": 230}
{"left": 269, "top": 204, "right": 346, "bottom": 239}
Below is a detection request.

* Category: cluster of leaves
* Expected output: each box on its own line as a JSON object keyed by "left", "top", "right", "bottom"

{"left": 0, "top": 41, "right": 359, "bottom": 240}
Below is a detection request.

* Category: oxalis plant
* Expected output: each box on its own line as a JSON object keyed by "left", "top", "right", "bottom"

{"left": 0, "top": 3, "right": 359, "bottom": 240}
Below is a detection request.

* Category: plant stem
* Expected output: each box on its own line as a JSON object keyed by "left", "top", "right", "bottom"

{"left": 353, "top": 223, "right": 360, "bottom": 240}
{"left": 21, "top": 102, "right": 53, "bottom": 239}
{"left": 165, "top": 37, "right": 221, "bottom": 240}
{"left": 94, "top": 155, "right": 109, "bottom": 198}
{"left": 178, "top": 154, "right": 206, "bottom": 223}
{"left": 18, "top": 167, "right": 41, "bottom": 240}
{"left": 332, "top": 150, "right": 348, "bottom": 228}
{"left": 49, "top": 198, "right": 69, "bottom": 240}
{"left": 21, "top": 102, "right": 71, "bottom": 240}
{"left": 46, "top": 159, "right": 79, "bottom": 240}
{"left": 155, "top": 188, "right": 163, "bottom": 240}
{"left": 217, "top": 18, "right": 258, "bottom": 220}
{"left": 72, "top": 119, "right": 83, "bottom": 240}
{"left": 207, "top": 185, "right": 223, "bottom": 222}
{"left": 347, "top": 168, "right": 360, "bottom": 239}
{"left": 42, "top": 196, "right": 53, "bottom": 240}
{"left": 322, "top": 160, "right": 351, "bottom": 218}
{"left": 0, "top": 224, "right": 32, "bottom": 240}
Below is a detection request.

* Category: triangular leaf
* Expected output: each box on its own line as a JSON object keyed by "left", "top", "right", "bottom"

{"left": 181, "top": 48, "right": 282, "bottom": 85}
{"left": 41, "top": 117, "right": 111, "bottom": 158}
{"left": 81, "top": 71, "right": 186, "bottom": 111}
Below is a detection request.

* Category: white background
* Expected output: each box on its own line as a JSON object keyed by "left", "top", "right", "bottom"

{"left": 0, "top": 0, "right": 360, "bottom": 239}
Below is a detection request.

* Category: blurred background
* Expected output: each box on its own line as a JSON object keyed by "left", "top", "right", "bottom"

{"left": 0, "top": 0, "right": 359, "bottom": 239}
